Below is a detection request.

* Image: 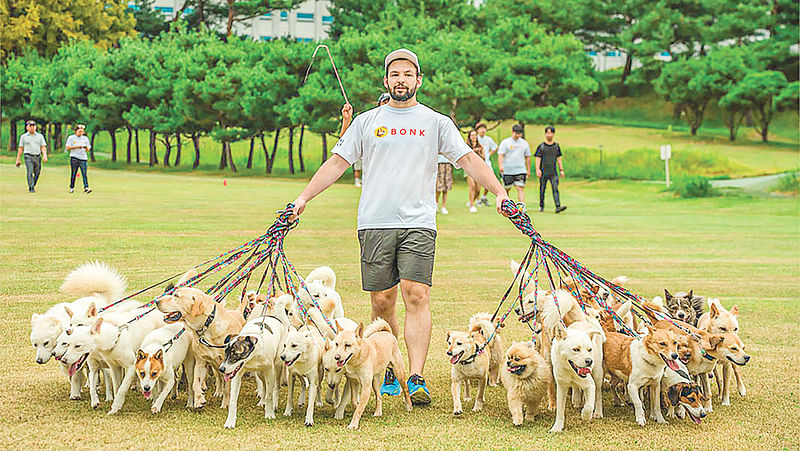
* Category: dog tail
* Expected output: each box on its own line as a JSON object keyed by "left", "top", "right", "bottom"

{"left": 650, "top": 296, "right": 664, "bottom": 308}
{"left": 707, "top": 297, "right": 723, "bottom": 311}
{"left": 306, "top": 266, "right": 336, "bottom": 290}
{"left": 364, "top": 318, "right": 392, "bottom": 337}
{"left": 469, "top": 313, "right": 497, "bottom": 340}
{"left": 60, "top": 261, "right": 127, "bottom": 303}
{"left": 509, "top": 259, "right": 520, "bottom": 274}
{"left": 540, "top": 289, "right": 581, "bottom": 335}
{"left": 610, "top": 276, "right": 629, "bottom": 286}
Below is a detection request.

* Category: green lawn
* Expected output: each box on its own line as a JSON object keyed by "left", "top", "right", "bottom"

{"left": 1, "top": 164, "right": 798, "bottom": 449}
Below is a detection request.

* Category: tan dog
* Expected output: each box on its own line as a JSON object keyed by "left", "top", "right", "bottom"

{"left": 332, "top": 318, "right": 413, "bottom": 429}
{"left": 697, "top": 298, "right": 745, "bottom": 405}
{"left": 155, "top": 287, "right": 246, "bottom": 409}
{"left": 468, "top": 313, "right": 503, "bottom": 386}
{"left": 500, "top": 341, "right": 552, "bottom": 426}
{"left": 446, "top": 328, "right": 490, "bottom": 415}
{"left": 603, "top": 326, "right": 680, "bottom": 426}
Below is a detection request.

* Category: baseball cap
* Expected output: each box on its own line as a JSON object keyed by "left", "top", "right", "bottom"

{"left": 384, "top": 48, "right": 421, "bottom": 74}
{"left": 512, "top": 124, "right": 524, "bottom": 133}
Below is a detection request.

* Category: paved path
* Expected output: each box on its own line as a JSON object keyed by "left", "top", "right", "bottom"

{"left": 711, "top": 172, "right": 797, "bottom": 191}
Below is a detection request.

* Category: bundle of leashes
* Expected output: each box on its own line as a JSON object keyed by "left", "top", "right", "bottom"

{"left": 96, "top": 203, "right": 335, "bottom": 336}
{"left": 476, "top": 199, "right": 700, "bottom": 357}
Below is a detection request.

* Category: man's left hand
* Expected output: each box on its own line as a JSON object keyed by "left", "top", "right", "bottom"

{"left": 560, "top": 169, "right": 564, "bottom": 177}
{"left": 496, "top": 194, "right": 511, "bottom": 217}
{"left": 42, "top": 154, "right": 48, "bottom": 163}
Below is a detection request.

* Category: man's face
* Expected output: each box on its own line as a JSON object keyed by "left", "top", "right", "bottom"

{"left": 384, "top": 59, "right": 421, "bottom": 102}
{"left": 545, "top": 130, "right": 555, "bottom": 141}
{"left": 477, "top": 127, "right": 486, "bottom": 137}
{"left": 26, "top": 123, "right": 36, "bottom": 133}
{"left": 76, "top": 127, "right": 85, "bottom": 136}
{"left": 512, "top": 131, "right": 522, "bottom": 140}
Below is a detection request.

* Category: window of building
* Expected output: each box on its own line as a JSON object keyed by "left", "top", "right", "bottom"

{"left": 322, "top": 15, "right": 334, "bottom": 24}
{"left": 155, "top": 6, "right": 174, "bottom": 13}
{"left": 261, "top": 36, "right": 273, "bottom": 41}
{"left": 280, "top": 11, "right": 288, "bottom": 21}
{"left": 297, "top": 13, "right": 313, "bottom": 22}
{"left": 260, "top": 12, "right": 272, "bottom": 20}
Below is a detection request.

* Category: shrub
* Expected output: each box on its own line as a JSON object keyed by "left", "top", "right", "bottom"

{"left": 671, "top": 175, "right": 717, "bottom": 198}
{"left": 774, "top": 173, "right": 799, "bottom": 194}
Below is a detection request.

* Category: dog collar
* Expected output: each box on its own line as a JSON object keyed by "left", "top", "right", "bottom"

{"left": 459, "top": 344, "right": 481, "bottom": 365}
{"left": 701, "top": 349, "right": 716, "bottom": 361}
{"left": 196, "top": 304, "right": 216, "bottom": 337}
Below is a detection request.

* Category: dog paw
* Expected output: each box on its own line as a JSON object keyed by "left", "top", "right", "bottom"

{"left": 721, "top": 399, "right": 731, "bottom": 406}
{"left": 738, "top": 387, "right": 746, "bottom": 397}
{"left": 592, "top": 412, "right": 603, "bottom": 420}
{"left": 581, "top": 408, "right": 592, "bottom": 421}
{"left": 549, "top": 425, "right": 563, "bottom": 433}
{"left": 70, "top": 395, "right": 81, "bottom": 401}
{"left": 463, "top": 396, "right": 472, "bottom": 402}
{"left": 372, "top": 409, "right": 382, "bottom": 417}
{"left": 305, "top": 419, "right": 314, "bottom": 427}
{"left": 636, "top": 417, "right": 646, "bottom": 426}
{"left": 283, "top": 409, "right": 292, "bottom": 417}
{"left": 265, "top": 412, "right": 276, "bottom": 420}
{"left": 472, "top": 405, "right": 483, "bottom": 412}
{"left": 453, "top": 410, "right": 462, "bottom": 416}
{"left": 334, "top": 413, "right": 345, "bottom": 420}
{"left": 151, "top": 406, "right": 161, "bottom": 414}
{"left": 91, "top": 402, "right": 100, "bottom": 410}
{"left": 107, "top": 408, "right": 120, "bottom": 416}
{"left": 347, "top": 422, "right": 359, "bottom": 429}
{"left": 513, "top": 420, "right": 523, "bottom": 427}
{"left": 224, "top": 420, "right": 236, "bottom": 429}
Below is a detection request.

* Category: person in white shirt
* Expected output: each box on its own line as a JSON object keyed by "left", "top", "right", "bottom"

{"left": 475, "top": 122, "right": 498, "bottom": 206}
{"left": 65, "top": 124, "right": 92, "bottom": 193}
{"left": 15, "top": 120, "right": 48, "bottom": 193}
{"left": 291, "top": 48, "right": 508, "bottom": 405}
{"left": 497, "top": 123, "right": 531, "bottom": 204}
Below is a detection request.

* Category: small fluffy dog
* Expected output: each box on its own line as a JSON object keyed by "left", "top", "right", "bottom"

{"left": 663, "top": 290, "right": 705, "bottom": 325}
{"left": 446, "top": 328, "right": 490, "bottom": 415}
{"left": 135, "top": 322, "right": 196, "bottom": 413}
{"left": 331, "top": 319, "right": 413, "bottom": 429}
{"left": 549, "top": 321, "right": 605, "bottom": 432}
{"left": 281, "top": 327, "right": 325, "bottom": 426}
{"left": 603, "top": 326, "right": 680, "bottom": 426}
{"left": 500, "top": 341, "right": 552, "bottom": 426}
{"left": 698, "top": 298, "right": 746, "bottom": 405}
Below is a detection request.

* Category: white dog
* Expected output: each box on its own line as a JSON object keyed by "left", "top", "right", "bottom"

{"left": 135, "top": 323, "right": 196, "bottom": 413}
{"left": 281, "top": 327, "right": 325, "bottom": 426}
{"left": 549, "top": 321, "right": 605, "bottom": 432}
{"left": 218, "top": 295, "right": 291, "bottom": 428}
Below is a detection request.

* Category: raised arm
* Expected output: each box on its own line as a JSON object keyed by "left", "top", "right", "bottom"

{"left": 457, "top": 151, "right": 509, "bottom": 215}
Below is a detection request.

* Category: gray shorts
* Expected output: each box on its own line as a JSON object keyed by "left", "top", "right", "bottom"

{"left": 357, "top": 228, "right": 436, "bottom": 291}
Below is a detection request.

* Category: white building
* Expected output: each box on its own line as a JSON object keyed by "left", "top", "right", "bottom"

{"left": 138, "top": 0, "right": 334, "bottom": 42}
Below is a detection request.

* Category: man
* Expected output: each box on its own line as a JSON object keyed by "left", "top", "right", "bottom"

{"left": 291, "top": 48, "right": 508, "bottom": 405}
{"left": 344, "top": 93, "right": 390, "bottom": 187}
{"left": 15, "top": 120, "right": 48, "bottom": 193}
{"left": 497, "top": 123, "right": 531, "bottom": 204}
{"left": 475, "top": 122, "right": 498, "bottom": 206}
{"left": 535, "top": 126, "right": 566, "bottom": 213}
{"left": 65, "top": 124, "right": 92, "bottom": 194}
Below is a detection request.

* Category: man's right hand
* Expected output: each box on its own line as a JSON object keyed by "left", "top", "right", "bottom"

{"left": 536, "top": 169, "right": 542, "bottom": 178}
{"left": 291, "top": 197, "right": 307, "bottom": 220}
{"left": 15, "top": 159, "right": 21, "bottom": 167}
{"left": 341, "top": 103, "right": 353, "bottom": 124}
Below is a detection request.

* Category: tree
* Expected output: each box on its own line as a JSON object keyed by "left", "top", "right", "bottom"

{"left": 0, "top": 52, "right": 44, "bottom": 151}
{"left": 131, "top": 0, "right": 171, "bottom": 39}
{"left": 721, "top": 71, "right": 790, "bottom": 142}
{"left": 0, "top": 0, "right": 135, "bottom": 59}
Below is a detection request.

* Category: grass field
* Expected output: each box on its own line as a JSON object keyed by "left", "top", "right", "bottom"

{"left": 1, "top": 164, "right": 798, "bottom": 449}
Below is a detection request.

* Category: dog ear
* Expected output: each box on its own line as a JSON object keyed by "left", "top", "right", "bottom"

{"left": 64, "top": 306, "right": 74, "bottom": 318}
{"left": 667, "top": 385, "right": 680, "bottom": 406}
{"left": 709, "top": 334, "right": 724, "bottom": 349}
{"left": 554, "top": 322, "right": 568, "bottom": 340}
{"left": 335, "top": 320, "right": 342, "bottom": 333}
{"left": 525, "top": 341, "right": 536, "bottom": 350}
{"left": 246, "top": 336, "right": 259, "bottom": 347}
{"left": 686, "top": 290, "right": 693, "bottom": 299}
{"left": 136, "top": 350, "right": 147, "bottom": 362}
{"left": 356, "top": 322, "right": 364, "bottom": 338}
{"left": 323, "top": 337, "right": 331, "bottom": 351}
{"left": 730, "top": 305, "right": 739, "bottom": 316}
{"left": 31, "top": 313, "right": 40, "bottom": 326}
{"left": 90, "top": 317, "right": 104, "bottom": 335}
{"left": 190, "top": 298, "right": 203, "bottom": 317}
{"left": 446, "top": 331, "right": 452, "bottom": 343}
{"left": 664, "top": 289, "right": 672, "bottom": 300}
{"left": 709, "top": 302, "right": 719, "bottom": 318}
{"left": 645, "top": 323, "right": 656, "bottom": 335}
{"left": 153, "top": 349, "right": 164, "bottom": 362}
{"left": 88, "top": 302, "right": 97, "bottom": 318}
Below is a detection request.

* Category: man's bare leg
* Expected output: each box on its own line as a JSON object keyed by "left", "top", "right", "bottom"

{"left": 370, "top": 285, "right": 400, "bottom": 336}
{"left": 516, "top": 185, "right": 525, "bottom": 204}
{"left": 399, "top": 279, "right": 431, "bottom": 376}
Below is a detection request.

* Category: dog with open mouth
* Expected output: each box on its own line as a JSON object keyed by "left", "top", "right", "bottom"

{"left": 218, "top": 294, "right": 291, "bottom": 429}
{"left": 603, "top": 325, "right": 680, "bottom": 426}
{"left": 155, "top": 284, "right": 246, "bottom": 410}
{"left": 322, "top": 318, "right": 359, "bottom": 419}
{"left": 446, "top": 326, "right": 491, "bottom": 416}
{"left": 698, "top": 298, "right": 746, "bottom": 406}
{"left": 331, "top": 318, "right": 413, "bottom": 429}
{"left": 660, "top": 357, "right": 707, "bottom": 424}
{"left": 549, "top": 320, "right": 605, "bottom": 432}
{"left": 135, "top": 322, "right": 196, "bottom": 413}
{"left": 500, "top": 341, "right": 552, "bottom": 426}
{"left": 280, "top": 327, "right": 325, "bottom": 426}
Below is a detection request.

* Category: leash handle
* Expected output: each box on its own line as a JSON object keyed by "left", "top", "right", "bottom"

{"left": 303, "top": 44, "right": 349, "bottom": 105}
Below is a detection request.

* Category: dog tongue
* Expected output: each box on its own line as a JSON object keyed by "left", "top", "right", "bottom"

{"left": 224, "top": 372, "right": 234, "bottom": 383}
{"left": 666, "top": 359, "right": 680, "bottom": 372}
{"left": 68, "top": 361, "right": 79, "bottom": 377}
{"left": 450, "top": 354, "right": 461, "bottom": 364}
{"left": 691, "top": 413, "right": 702, "bottom": 424}
{"left": 577, "top": 367, "right": 591, "bottom": 377}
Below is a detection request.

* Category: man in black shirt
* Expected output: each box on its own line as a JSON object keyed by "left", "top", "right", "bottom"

{"left": 534, "top": 126, "right": 567, "bottom": 213}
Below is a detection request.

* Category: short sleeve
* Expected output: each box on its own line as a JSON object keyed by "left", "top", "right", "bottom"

{"left": 497, "top": 140, "right": 507, "bottom": 155}
{"left": 524, "top": 142, "right": 531, "bottom": 156}
{"left": 437, "top": 117, "right": 471, "bottom": 168}
{"left": 85, "top": 137, "right": 91, "bottom": 149}
{"left": 18, "top": 135, "right": 24, "bottom": 147}
{"left": 556, "top": 144, "right": 562, "bottom": 157}
{"left": 65, "top": 136, "right": 74, "bottom": 148}
{"left": 534, "top": 143, "right": 542, "bottom": 158}
{"left": 331, "top": 116, "right": 363, "bottom": 165}
{"left": 489, "top": 137, "right": 498, "bottom": 151}
{"left": 39, "top": 134, "right": 47, "bottom": 147}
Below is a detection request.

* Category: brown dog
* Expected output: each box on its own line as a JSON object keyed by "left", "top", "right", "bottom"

{"left": 447, "top": 328, "right": 490, "bottom": 415}
{"left": 500, "top": 341, "right": 552, "bottom": 426}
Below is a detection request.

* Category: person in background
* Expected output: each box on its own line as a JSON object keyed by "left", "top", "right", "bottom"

{"left": 15, "top": 120, "right": 48, "bottom": 193}
{"left": 534, "top": 125, "right": 566, "bottom": 213}
{"left": 65, "top": 123, "right": 92, "bottom": 194}
{"left": 436, "top": 153, "right": 453, "bottom": 215}
{"left": 465, "top": 129, "right": 484, "bottom": 213}
{"left": 497, "top": 123, "right": 531, "bottom": 205}
{"left": 475, "top": 122, "right": 498, "bottom": 206}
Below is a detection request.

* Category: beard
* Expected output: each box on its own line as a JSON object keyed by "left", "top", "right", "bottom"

{"left": 389, "top": 83, "right": 416, "bottom": 101}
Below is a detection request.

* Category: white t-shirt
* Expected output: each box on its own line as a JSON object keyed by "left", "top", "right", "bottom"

{"left": 477, "top": 135, "right": 498, "bottom": 165}
{"left": 66, "top": 134, "right": 91, "bottom": 160}
{"left": 333, "top": 103, "right": 472, "bottom": 230}
{"left": 498, "top": 137, "right": 531, "bottom": 175}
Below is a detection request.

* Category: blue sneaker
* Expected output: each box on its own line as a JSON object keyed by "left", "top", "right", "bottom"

{"left": 407, "top": 374, "right": 431, "bottom": 405}
{"left": 380, "top": 367, "right": 401, "bottom": 396}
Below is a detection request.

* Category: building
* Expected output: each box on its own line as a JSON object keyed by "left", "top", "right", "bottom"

{"left": 142, "top": 0, "right": 334, "bottom": 42}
